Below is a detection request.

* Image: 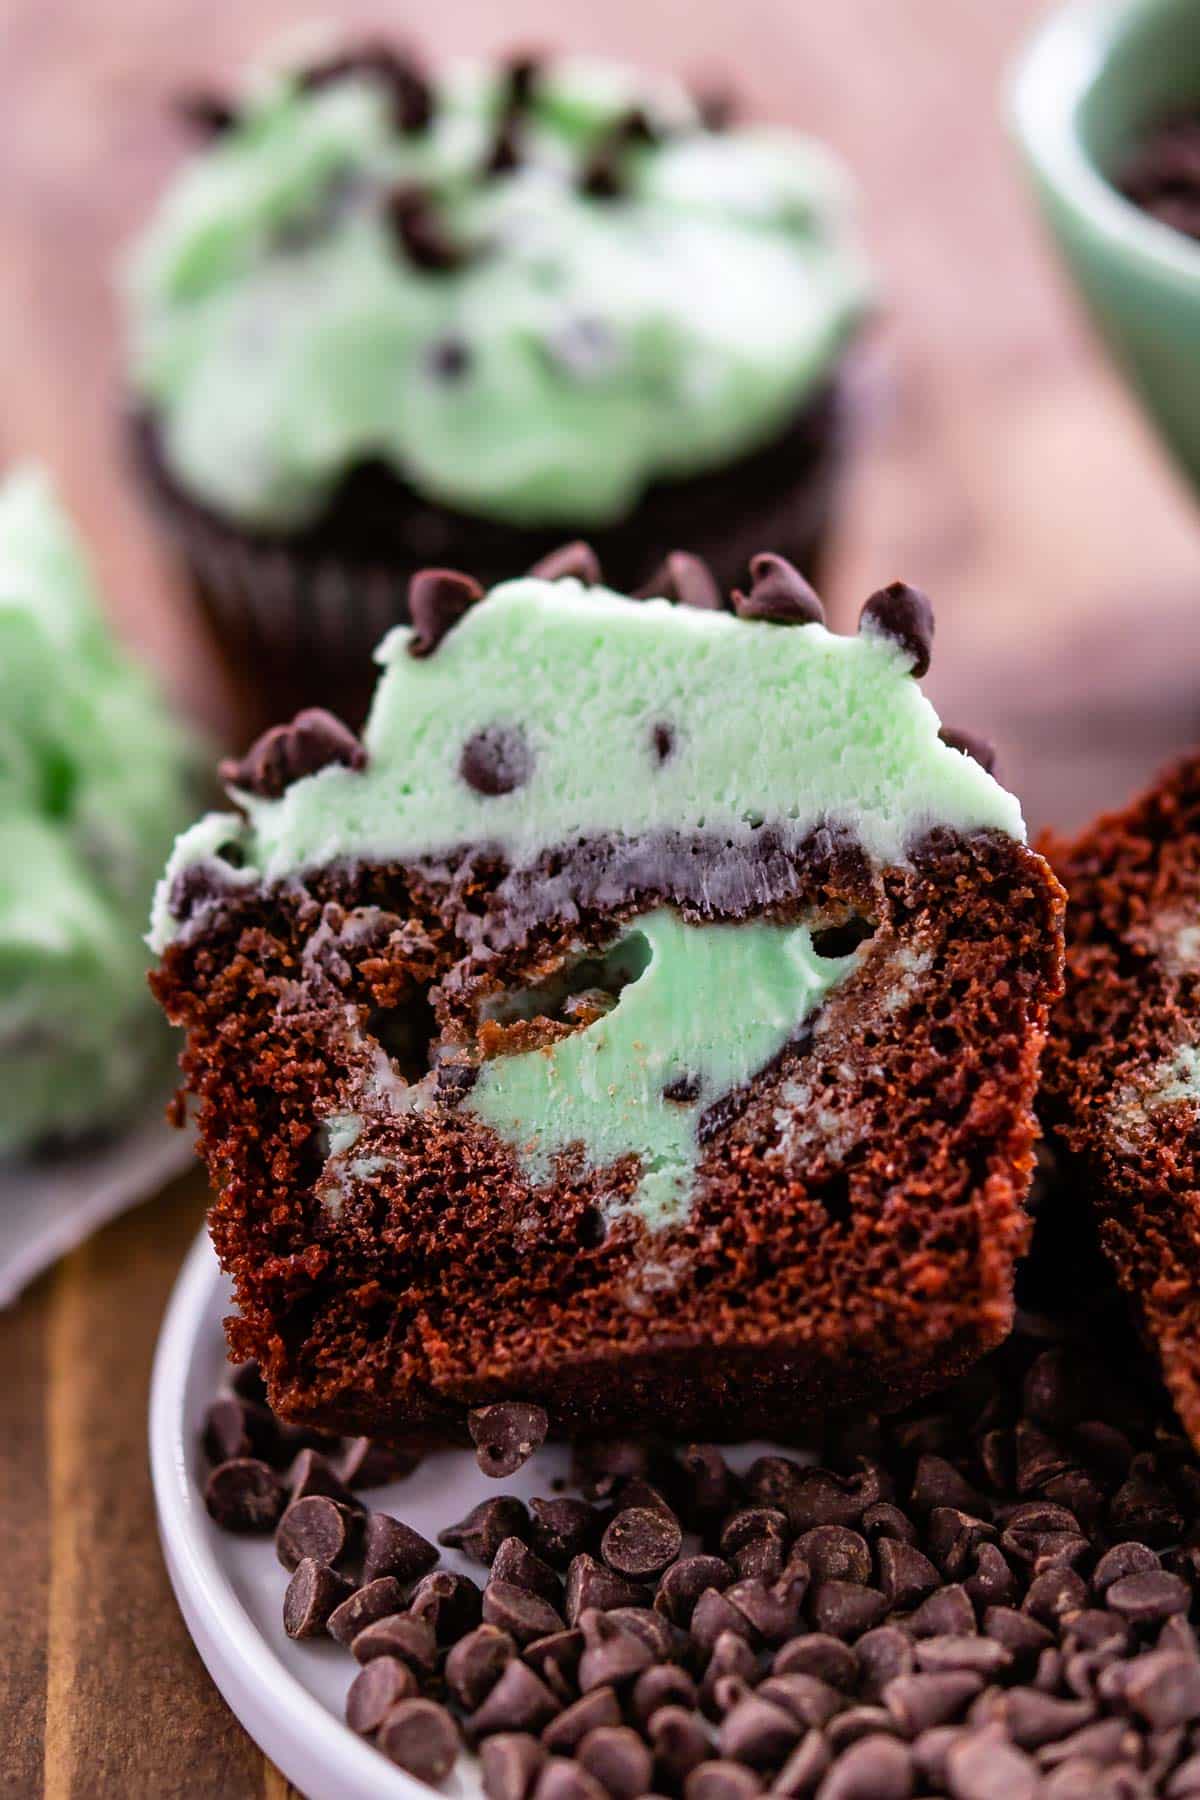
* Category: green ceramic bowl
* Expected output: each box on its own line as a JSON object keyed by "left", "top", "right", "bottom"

{"left": 1012, "top": 0, "right": 1200, "bottom": 493}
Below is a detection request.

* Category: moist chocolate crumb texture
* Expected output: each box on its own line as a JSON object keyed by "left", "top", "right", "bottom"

{"left": 1042, "top": 754, "right": 1200, "bottom": 1454}
{"left": 151, "top": 558, "right": 1064, "bottom": 1444}
{"left": 121, "top": 42, "right": 871, "bottom": 698}
{"left": 0, "top": 466, "right": 198, "bottom": 1155}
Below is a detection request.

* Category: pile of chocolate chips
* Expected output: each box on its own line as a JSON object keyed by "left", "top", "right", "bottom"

{"left": 202, "top": 1308, "right": 1200, "bottom": 1798}
{"left": 1119, "top": 115, "right": 1200, "bottom": 242}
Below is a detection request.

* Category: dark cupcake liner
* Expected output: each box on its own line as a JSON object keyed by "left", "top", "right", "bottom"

{"left": 127, "top": 373, "right": 851, "bottom": 727}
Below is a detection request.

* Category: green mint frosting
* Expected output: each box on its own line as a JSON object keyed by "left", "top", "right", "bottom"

{"left": 0, "top": 469, "right": 198, "bottom": 1156}
{"left": 468, "top": 908, "right": 858, "bottom": 1225}
{"left": 125, "top": 51, "right": 871, "bottom": 530}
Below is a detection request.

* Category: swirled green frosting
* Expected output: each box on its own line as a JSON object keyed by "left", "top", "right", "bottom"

{"left": 125, "top": 50, "right": 871, "bottom": 530}
{"left": 0, "top": 470, "right": 198, "bottom": 1155}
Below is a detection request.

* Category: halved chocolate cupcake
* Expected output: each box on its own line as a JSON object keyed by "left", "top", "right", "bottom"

{"left": 123, "top": 42, "right": 871, "bottom": 720}
{"left": 150, "top": 553, "right": 1063, "bottom": 1444}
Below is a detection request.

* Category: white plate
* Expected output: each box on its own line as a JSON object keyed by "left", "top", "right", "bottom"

{"left": 151, "top": 1228, "right": 572, "bottom": 1799}
{"left": 151, "top": 1229, "right": 793, "bottom": 1798}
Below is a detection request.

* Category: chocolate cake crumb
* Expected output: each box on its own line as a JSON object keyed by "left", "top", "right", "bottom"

{"left": 859, "top": 581, "right": 934, "bottom": 677}
{"left": 731, "top": 553, "right": 824, "bottom": 626}
{"left": 529, "top": 541, "right": 602, "bottom": 585}
{"left": 219, "top": 707, "right": 365, "bottom": 799}
{"left": 407, "top": 566, "right": 484, "bottom": 656}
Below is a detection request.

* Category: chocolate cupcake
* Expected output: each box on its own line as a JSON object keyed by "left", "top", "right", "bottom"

{"left": 123, "top": 42, "right": 871, "bottom": 718}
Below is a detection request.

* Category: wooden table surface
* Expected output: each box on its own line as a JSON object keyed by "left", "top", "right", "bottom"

{"left": 3, "top": 0, "right": 1200, "bottom": 1792}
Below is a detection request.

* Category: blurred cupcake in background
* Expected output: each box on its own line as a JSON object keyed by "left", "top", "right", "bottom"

{"left": 0, "top": 468, "right": 199, "bottom": 1157}
{"left": 122, "top": 38, "right": 872, "bottom": 719}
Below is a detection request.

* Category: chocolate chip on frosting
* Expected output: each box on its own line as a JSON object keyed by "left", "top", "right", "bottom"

{"left": 505, "top": 51, "right": 544, "bottom": 110}
{"left": 407, "top": 567, "right": 484, "bottom": 657}
{"left": 460, "top": 725, "right": 535, "bottom": 797}
{"left": 299, "top": 42, "right": 433, "bottom": 135}
{"left": 427, "top": 336, "right": 473, "bottom": 382}
{"left": 386, "top": 184, "right": 465, "bottom": 271}
{"left": 470, "top": 1401, "right": 550, "bottom": 1478}
{"left": 938, "top": 726, "right": 997, "bottom": 775}
{"left": 174, "top": 89, "right": 237, "bottom": 137}
{"left": 219, "top": 708, "right": 366, "bottom": 800}
{"left": 732, "top": 554, "right": 825, "bottom": 626}
{"left": 650, "top": 722, "right": 676, "bottom": 766}
{"left": 486, "top": 119, "right": 523, "bottom": 175}
{"left": 858, "top": 581, "right": 934, "bottom": 678}
{"left": 529, "top": 542, "right": 602, "bottom": 585}
{"left": 579, "top": 143, "right": 626, "bottom": 201}
{"left": 640, "top": 551, "right": 724, "bottom": 611}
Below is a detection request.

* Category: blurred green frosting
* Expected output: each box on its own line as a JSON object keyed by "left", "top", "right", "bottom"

{"left": 125, "top": 47, "right": 871, "bottom": 530}
{"left": 0, "top": 469, "right": 198, "bottom": 1156}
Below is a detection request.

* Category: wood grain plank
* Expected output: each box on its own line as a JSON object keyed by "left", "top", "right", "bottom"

{"left": 0, "top": 1273, "right": 50, "bottom": 1794}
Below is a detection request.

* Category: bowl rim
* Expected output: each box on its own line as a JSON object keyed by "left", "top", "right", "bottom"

{"left": 1010, "top": 0, "right": 1200, "bottom": 286}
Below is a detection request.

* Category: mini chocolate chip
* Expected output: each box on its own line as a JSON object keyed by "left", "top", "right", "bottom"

{"left": 731, "top": 553, "right": 824, "bottom": 626}
{"left": 275, "top": 1495, "right": 353, "bottom": 1571}
{"left": 773, "top": 1730, "right": 831, "bottom": 1797}
{"left": 606, "top": 1606, "right": 680, "bottom": 1660}
{"left": 446, "top": 1625, "right": 517, "bottom": 1711}
{"left": 577, "top": 1724, "right": 653, "bottom": 1799}
{"left": 817, "top": 1734, "right": 913, "bottom": 1799}
{"left": 346, "top": 1655, "right": 418, "bottom": 1734}
{"left": 720, "top": 1507, "right": 790, "bottom": 1555}
{"left": 428, "top": 335, "right": 473, "bottom": 381}
{"left": 795, "top": 1527, "right": 871, "bottom": 1587}
{"left": 441, "top": 1496, "right": 533, "bottom": 1564}
{"left": 910, "top": 1455, "right": 986, "bottom": 1518}
{"left": 634, "top": 1673, "right": 699, "bottom": 1737}
{"left": 337, "top": 1436, "right": 421, "bottom": 1489}
{"left": 480, "top": 1731, "right": 546, "bottom": 1800}
{"left": 408, "top": 566, "right": 484, "bottom": 657}
{"left": 734, "top": 1537, "right": 786, "bottom": 1583}
{"left": 1036, "top": 1717, "right": 1138, "bottom": 1768}
{"left": 490, "top": 1536, "right": 563, "bottom": 1606}
{"left": 984, "top": 1606, "right": 1055, "bottom": 1663}
{"left": 938, "top": 726, "right": 997, "bottom": 775}
{"left": 639, "top": 550, "right": 724, "bottom": 610}
{"left": 486, "top": 118, "right": 523, "bottom": 174}
{"left": 288, "top": 1447, "right": 360, "bottom": 1510}
{"left": 858, "top": 581, "right": 934, "bottom": 677}
{"left": 471, "top": 1403, "right": 550, "bottom": 1478}
{"left": 530, "top": 1498, "right": 598, "bottom": 1568}
{"left": 825, "top": 1705, "right": 900, "bottom": 1753}
{"left": 1022, "top": 1567, "right": 1089, "bottom": 1626}
{"left": 773, "top": 1634, "right": 859, "bottom": 1690}
{"left": 876, "top": 1539, "right": 941, "bottom": 1609}
{"left": 230, "top": 1360, "right": 266, "bottom": 1404}
{"left": 469, "top": 1660, "right": 562, "bottom": 1740}
{"left": 926, "top": 1508, "right": 997, "bottom": 1579}
{"left": 523, "top": 1628, "right": 582, "bottom": 1704}
{"left": 855, "top": 1627, "right": 916, "bottom": 1701}
{"left": 1106, "top": 1569, "right": 1191, "bottom": 1623}
{"left": 691, "top": 1587, "right": 757, "bottom": 1653}
{"left": 387, "top": 183, "right": 465, "bottom": 270}
{"left": 945, "top": 1724, "right": 1039, "bottom": 1800}
{"left": 361, "top": 1509, "right": 438, "bottom": 1584}
{"left": 485, "top": 1580, "right": 567, "bottom": 1646}
{"left": 377, "top": 1697, "right": 460, "bottom": 1783}
{"left": 808, "top": 1581, "right": 889, "bottom": 1641}
{"left": 578, "top": 143, "right": 625, "bottom": 200}
{"left": 1109, "top": 1454, "right": 1185, "bottom": 1545}
{"left": 327, "top": 1576, "right": 406, "bottom": 1648}
{"left": 649, "top": 721, "right": 677, "bottom": 766}
{"left": 601, "top": 1505, "right": 682, "bottom": 1578}
{"left": 679, "top": 1445, "right": 740, "bottom": 1524}
{"left": 460, "top": 724, "right": 534, "bottom": 797}
{"left": 202, "top": 1396, "right": 277, "bottom": 1466}
{"left": 282, "top": 1556, "right": 355, "bottom": 1639}
{"left": 542, "top": 1686, "right": 622, "bottom": 1752}
{"left": 1093, "top": 1541, "right": 1161, "bottom": 1593}
{"left": 908, "top": 1583, "right": 976, "bottom": 1638}
{"left": 884, "top": 1669, "right": 982, "bottom": 1733}
{"left": 352, "top": 1610, "right": 440, "bottom": 1672}
{"left": 649, "top": 1705, "right": 711, "bottom": 1781}
{"left": 995, "top": 1689, "right": 1097, "bottom": 1751}
{"left": 220, "top": 708, "right": 366, "bottom": 800}
{"left": 529, "top": 541, "right": 602, "bottom": 584}
{"left": 533, "top": 1762, "right": 609, "bottom": 1800}
{"left": 718, "top": 1694, "right": 801, "bottom": 1767}
{"left": 505, "top": 51, "right": 542, "bottom": 108}
{"left": 577, "top": 1613, "right": 655, "bottom": 1690}
{"left": 684, "top": 1761, "right": 763, "bottom": 1799}
{"left": 725, "top": 1576, "right": 806, "bottom": 1644}
{"left": 861, "top": 1503, "right": 920, "bottom": 1549}
{"left": 204, "top": 1459, "right": 286, "bottom": 1532}
{"left": 964, "top": 1543, "right": 1019, "bottom": 1609}
{"left": 565, "top": 1555, "right": 650, "bottom": 1625}
{"left": 1124, "top": 1650, "right": 1200, "bottom": 1727}
{"left": 300, "top": 43, "right": 433, "bottom": 133}
{"left": 411, "top": 1568, "right": 484, "bottom": 1642}
{"left": 174, "top": 88, "right": 237, "bottom": 135}
{"left": 757, "top": 1673, "right": 843, "bottom": 1730}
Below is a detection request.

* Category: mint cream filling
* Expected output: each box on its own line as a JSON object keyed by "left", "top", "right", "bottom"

{"left": 467, "top": 908, "right": 859, "bottom": 1226}
{"left": 124, "top": 52, "right": 870, "bottom": 530}
{"left": 1, "top": 469, "right": 198, "bottom": 1155}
